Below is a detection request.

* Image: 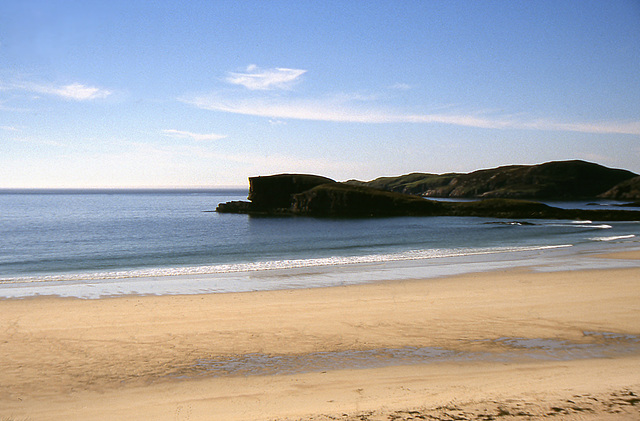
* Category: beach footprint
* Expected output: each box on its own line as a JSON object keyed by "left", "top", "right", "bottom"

{"left": 175, "top": 403, "right": 192, "bottom": 421}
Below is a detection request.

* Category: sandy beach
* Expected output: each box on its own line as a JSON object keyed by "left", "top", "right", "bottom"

{"left": 1, "top": 252, "right": 639, "bottom": 420}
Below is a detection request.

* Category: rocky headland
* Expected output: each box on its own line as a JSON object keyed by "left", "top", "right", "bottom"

{"left": 346, "top": 160, "right": 638, "bottom": 200}
{"left": 216, "top": 161, "right": 640, "bottom": 220}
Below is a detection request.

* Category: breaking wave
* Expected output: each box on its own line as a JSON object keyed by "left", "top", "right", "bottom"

{"left": 0, "top": 244, "right": 572, "bottom": 285}
{"left": 589, "top": 234, "right": 636, "bottom": 242}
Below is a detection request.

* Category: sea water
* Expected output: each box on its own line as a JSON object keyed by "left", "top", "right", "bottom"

{"left": 1, "top": 190, "right": 639, "bottom": 298}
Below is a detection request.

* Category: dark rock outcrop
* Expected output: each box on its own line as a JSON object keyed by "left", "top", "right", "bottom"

{"left": 215, "top": 200, "right": 253, "bottom": 214}
{"left": 248, "top": 174, "right": 335, "bottom": 211}
{"left": 291, "top": 183, "right": 445, "bottom": 217}
{"left": 216, "top": 174, "right": 335, "bottom": 214}
{"left": 217, "top": 173, "right": 640, "bottom": 220}
{"left": 599, "top": 176, "right": 640, "bottom": 201}
{"left": 347, "top": 160, "right": 638, "bottom": 200}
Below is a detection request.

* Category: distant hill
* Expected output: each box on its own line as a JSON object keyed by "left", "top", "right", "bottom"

{"left": 346, "top": 160, "right": 638, "bottom": 200}
{"left": 599, "top": 176, "right": 640, "bottom": 201}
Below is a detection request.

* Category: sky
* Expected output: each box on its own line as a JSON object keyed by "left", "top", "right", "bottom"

{"left": 1, "top": 0, "right": 639, "bottom": 188}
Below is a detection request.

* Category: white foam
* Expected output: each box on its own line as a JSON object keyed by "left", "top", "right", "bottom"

{"left": 552, "top": 223, "right": 612, "bottom": 229}
{"left": 590, "top": 234, "right": 636, "bottom": 242}
{"left": 0, "top": 244, "right": 573, "bottom": 285}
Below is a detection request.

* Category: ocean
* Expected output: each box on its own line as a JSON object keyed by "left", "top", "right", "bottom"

{"left": 1, "top": 189, "right": 639, "bottom": 299}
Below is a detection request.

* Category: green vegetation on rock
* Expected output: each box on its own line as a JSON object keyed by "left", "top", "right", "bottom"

{"left": 599, "top": 176, "right": 640, "bottom": 201}
{"left": 347, "top": 160, "right": 638, "bottom": 200}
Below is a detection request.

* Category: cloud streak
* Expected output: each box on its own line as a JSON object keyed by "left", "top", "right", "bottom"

{"left": 185, "top": 94, "right": 640, "bottom": 135}
{"left": 226, "top": 65, "right": 306, "bottom": 90}
{"left": 27, "top": 82, "right": 112, "bottom": 100}
{"left": 3, "top": 81, "right": 112, "bottom": 101}
{"left": 162, "top": 129, "right": 227, "bottom": 141}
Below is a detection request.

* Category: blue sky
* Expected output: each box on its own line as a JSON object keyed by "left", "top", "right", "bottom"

{"left": 1, "top": 0, "right": 639, "bottom": 188}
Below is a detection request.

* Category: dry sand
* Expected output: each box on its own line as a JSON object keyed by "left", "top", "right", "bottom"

{"left": 1, "top": 251, "right": 639, "bottom": 420}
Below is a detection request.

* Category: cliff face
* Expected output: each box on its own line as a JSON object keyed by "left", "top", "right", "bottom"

{"left": 348, "top": 160, "right": 638, "bottom": 200}
{"left": 216, "top": 174, "right": 335, "bottom": 214}
{"left": 248, "top": 174, "right": 335, "bottom": 211}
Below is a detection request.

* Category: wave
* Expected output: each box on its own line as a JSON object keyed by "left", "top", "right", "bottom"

{"left": 589, "top": 234, "right": 636, "bottom": 242}
{"left": 0, "top": 244, "right": 573, "bottom": 285}
{"left": 551, "top": 222, "right": 612, "bottom": 229}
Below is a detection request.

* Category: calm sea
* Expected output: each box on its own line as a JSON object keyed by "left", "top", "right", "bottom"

{"left": 1, "top": 190, "right": 639, "bottom": 298}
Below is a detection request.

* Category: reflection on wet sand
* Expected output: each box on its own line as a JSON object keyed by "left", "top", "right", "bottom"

{"left": 169, "top": 331, "right": 640, "bottom": 379}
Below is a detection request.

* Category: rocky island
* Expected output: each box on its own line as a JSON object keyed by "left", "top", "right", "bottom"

{"left": 216, "top": 161, "right": 640, "bottom": 220}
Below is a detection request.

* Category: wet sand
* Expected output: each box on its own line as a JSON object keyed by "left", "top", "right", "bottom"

{"left": 1, "top": 251, "right": 639, "bottom": 420}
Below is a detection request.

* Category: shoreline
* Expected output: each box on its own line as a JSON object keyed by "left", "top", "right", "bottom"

{"left": 2, "top": 241, "right": 639, "bottom": 300}
{"left": 1, "top": 252, "right": 639, "bottom": 420}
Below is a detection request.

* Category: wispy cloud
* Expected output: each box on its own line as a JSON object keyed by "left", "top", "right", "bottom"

{"left": 226, "top": 65, "right": 306, "bottom": 90}
{"left": 185, "top": 94, "right": 395, "bottom": 123}
{"left": 525, "top": 120, "right": 640, "bottom": 135}
{"left": 184, "top": 65, "right": 640, "bottom": 136}
{"left": 1, "top": 125, "right": 20, "bottom": 131}
{"left": 4, "top": 81, "right": 112, "bottom": 101}
{"left": 34, "top": 83, "right": 112, "bottom": 100}
{"left": 162, "top": 129, "right": 227, "bottom": 141}
{"left": 185, "top": 94, "right": 640, "bottom": 135}
{"left": 389, "top": 82, "right": 412, "bottom": 90}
